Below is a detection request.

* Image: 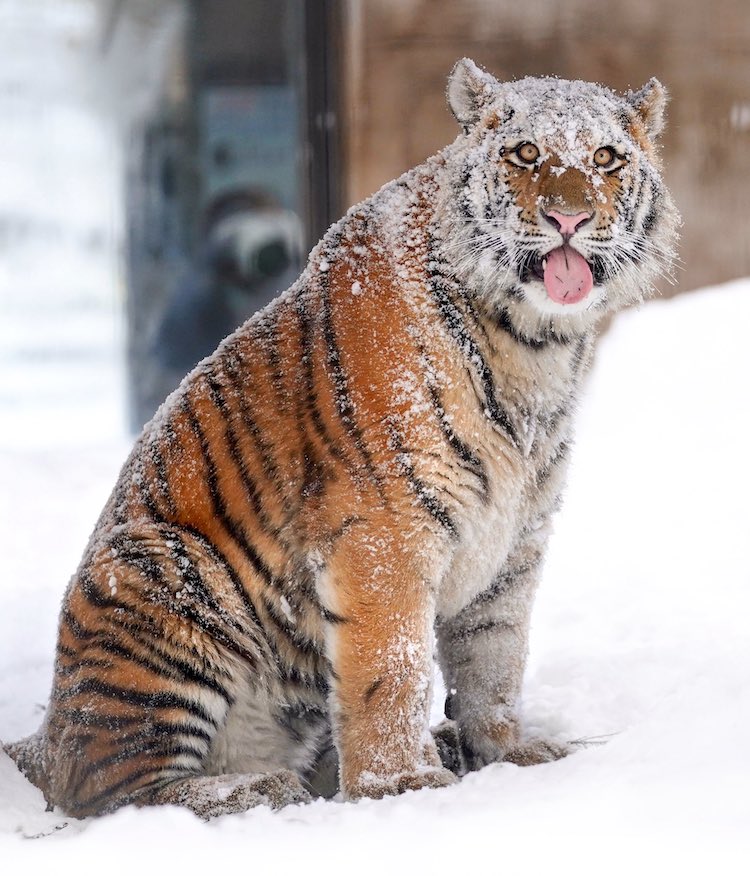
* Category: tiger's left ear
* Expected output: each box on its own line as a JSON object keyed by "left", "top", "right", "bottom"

{"left": 627, "top": 78, "right": 669, "bottom": 138}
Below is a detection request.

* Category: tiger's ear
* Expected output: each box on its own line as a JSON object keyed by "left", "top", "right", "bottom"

{"left": 627, "top": 78, "right": 669, "bottom": 138}
{"left": 447, "top": 58, "right": 500, "bottom": 130}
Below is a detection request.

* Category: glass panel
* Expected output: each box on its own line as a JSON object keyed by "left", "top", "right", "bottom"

{"left": 125, "top": 0, "right": 310, "bottom": 429}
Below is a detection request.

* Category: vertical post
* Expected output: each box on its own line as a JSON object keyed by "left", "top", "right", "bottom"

{"left": 302, "top": 0, "right": 344, "bottom": 250}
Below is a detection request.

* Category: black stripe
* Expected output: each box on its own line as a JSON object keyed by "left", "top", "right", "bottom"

{"left": 426, "top": 263, "right": 520, "bottom": 451}
{"left": 57, "top": 643, "right": 83, "bottom": 660}
{"left": 110, "top": 475, "right": 130, "bottom": 526}
{"left": 456, "top": 163, "right": 477, "bottom": 221}
{"left": 259, "top": 308, "right": 291, "bottom": 415}
{"left": 57, "top": 678, "right": 219, "bottom": 727}
{"left": 94, "top": 637, "right": 234, "bottom": 705}
{"left": 493, "top": 306, "right": 567, "bottom": 349}
{"left": 204, "top": 372, "right": 287, "bottom": 545}
{"left": 300, "top": 438, "right": 330, "bottom": 500}
{"left": 74, "top": 765, "right": 195, "bottom": 814}
{"left": 641, "top": 178, "right": 660, "bottom": 235}
{"left": 55, "top": 708, "right": 141, "bottom": 731}
{"left": 465, "top": 556, "right": 543, "bottom": 610}
{"left": 363, "top": 677, "right": 384, "bottom": 703}
{"left": 78, "top": 556, "right": 256, "bottom": 666}
{"left": 388, "top": 426, "right": 458, "bottom": 537}
{"left": 150, "top": 721, "right": 213, "bottom": 744}
{"left": 108, "top": 533, "right": 164, "bottom": 583}
{"left": 139, "top": 481, "right": 166, "bottom": 523}
{"left": 320, "top": 605, "right": 347, "bottom": 625}
{"left": 626, "top": 166, "right": 649, "bottom": 234}
{"left": 280, "top": 663, "right": 331, "bottom": 696}
{"left": 183, "top": 396, "right": 276, "bottom": 587}
{"left": 78, "top": 569, "right": 164, "bottom": 632}
{"left": 222, "top": 353, "right": 286, "bottom": 498}
{"left": 450, "top": 618, "right": 512, "bottom": 641}
{"left": 319, "top": 283, "right": 386, "bottom": 494}
{"left": 56, "top": 657, "right": 111, "bottom": 676}
{"left": 536, "top": 440, "right": 570, "bottom": 488}
{"left": 60, "top": 607, "right": 97, "bottom": 642}
{"left": 260, "top": 592, "right": 325, "bottom": 660}
{"left": 55, "top": 709, "right": 214, "bottom": 746}
{"left": 295, "top": 292, "right": 357, "bottom": 481}
{"left": 426, "top": 381, "right": 489, "bottom": 498}
{"left": 70, "top": 740, "right": 206, "bottom": 800}
{"left": 149, "top": 440, "right": 178, "bottom": 517}
{"left": 570, "top": 336, "right": 588, "bottom": 379}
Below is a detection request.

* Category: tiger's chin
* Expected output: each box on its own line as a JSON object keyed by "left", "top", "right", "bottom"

{"left": 514, "top": 276, "right": 607, "bottom": 320}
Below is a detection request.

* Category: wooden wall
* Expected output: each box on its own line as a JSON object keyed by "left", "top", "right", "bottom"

{"left": 341, "top": 0, "right": 750, "bottom": 294}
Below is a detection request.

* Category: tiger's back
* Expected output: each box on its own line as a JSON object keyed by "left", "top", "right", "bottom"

{"left": 6, "top": 59, "right": 678, "bottom": 817}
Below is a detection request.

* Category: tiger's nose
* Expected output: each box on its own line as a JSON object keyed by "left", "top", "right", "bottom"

{"left": 544, "top": 211, "right": 592, "bottom": 237}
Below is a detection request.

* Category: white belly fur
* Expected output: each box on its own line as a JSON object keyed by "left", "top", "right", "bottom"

{"left": 437, "top": 475, "right": 523, "bottom": 620}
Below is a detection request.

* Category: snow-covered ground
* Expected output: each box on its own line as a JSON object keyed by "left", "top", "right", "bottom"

{"left": 1, "top": 277, "right": 748, "bottom": 872}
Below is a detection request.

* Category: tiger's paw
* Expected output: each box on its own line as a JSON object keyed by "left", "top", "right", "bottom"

{"left": 501, "top": 736, "right": 572, "bottom": 766}
{"left": 345, "top": 766, "right": 458, "bottom": 801}
{"left": 432, "top": 719, "right": 468, "bottom": 775}
{"left": 466, "top": 732, "right": 573, "bottom": 771}
{"left": 433, "top": 719, "right": 573, "bottom": 773}
{"left": 153, "top": 769, "right": 312, "bottom": 819}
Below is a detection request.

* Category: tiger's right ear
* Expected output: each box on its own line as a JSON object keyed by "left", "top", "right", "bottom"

{"left": 447, "top": 58, "right": 500, "bottom": 130}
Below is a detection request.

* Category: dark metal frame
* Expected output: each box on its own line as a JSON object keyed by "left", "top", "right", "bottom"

{"left": 302, "top": 0, "right": 344, "bottom": 249}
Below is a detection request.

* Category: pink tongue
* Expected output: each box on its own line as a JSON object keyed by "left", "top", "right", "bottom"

{"left": 543, "top": 244, "right": 593, "bottom": 304}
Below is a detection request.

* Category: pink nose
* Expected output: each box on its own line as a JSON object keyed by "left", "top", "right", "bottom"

{"left": 545, "top": 211, "right": 592, "bottom": 237}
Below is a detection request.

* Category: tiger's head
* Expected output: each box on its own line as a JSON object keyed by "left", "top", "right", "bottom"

{"left": 444, "top": 58, "right": 680, "bottom": 340}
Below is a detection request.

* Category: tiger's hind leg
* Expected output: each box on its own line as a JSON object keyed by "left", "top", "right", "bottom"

{"left": 46, "top": 676, "right": 311, "bottom": 819}
{"left": 43, "top": 523, "right": 311, "bottom": 818}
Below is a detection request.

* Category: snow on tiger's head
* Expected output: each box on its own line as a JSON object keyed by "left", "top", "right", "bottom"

{"left": 442, "top": 58, "right": 680, "bottom": 336}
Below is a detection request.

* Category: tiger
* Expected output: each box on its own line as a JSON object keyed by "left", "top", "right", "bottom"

{"left": 5, "top": 58, "right": 678, "bottom": 819}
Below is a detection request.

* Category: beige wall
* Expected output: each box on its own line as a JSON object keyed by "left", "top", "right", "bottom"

{"left": 342, "top": 0, "right": 750, "bottom": 294}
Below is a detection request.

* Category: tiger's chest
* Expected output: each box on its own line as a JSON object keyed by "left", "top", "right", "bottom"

{"left": 432, "top": 331, "right": 584, "bottom": 619}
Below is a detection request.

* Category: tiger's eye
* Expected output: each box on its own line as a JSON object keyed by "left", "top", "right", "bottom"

{"left": 516, "top": 142, "right": 540, "bottom": 164}
{"left": 594, "top": 147, "right": 615, "bottom": 167}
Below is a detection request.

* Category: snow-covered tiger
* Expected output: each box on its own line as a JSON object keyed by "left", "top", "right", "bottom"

{"left": 6, "top": 58, "right": 678, "bottom": 818}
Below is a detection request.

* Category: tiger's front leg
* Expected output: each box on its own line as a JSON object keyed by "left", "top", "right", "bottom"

{"left": 437, "top": 532, "right": 570, "bottom": 772}
{"left": 323, "top": 518, "right": 457, "bottom": 800}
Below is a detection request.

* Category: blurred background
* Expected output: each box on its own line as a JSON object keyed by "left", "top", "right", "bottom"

{"left": 1, "top": 0, "right": 749, "bottom": 438}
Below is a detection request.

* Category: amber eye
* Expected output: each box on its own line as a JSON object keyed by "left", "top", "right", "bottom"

{"left": 514, "top": 142, "right": 540, "bottom": 164}
{"left": 593, "top": 147, "right": 616, "bottom": 168}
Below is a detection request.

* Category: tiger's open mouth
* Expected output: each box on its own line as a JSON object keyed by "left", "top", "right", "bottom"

{"left": 521, "top": 246, "right": 609, "bottom": 303}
